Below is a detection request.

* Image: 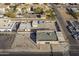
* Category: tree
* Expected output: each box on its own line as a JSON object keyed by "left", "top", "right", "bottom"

{"left": 4, "top": 4, "right": 19, "bottom": 18}
{"left": 13, "top": 5, "right": 18, "bottom": 12}
{"left": 34, "top": 7, "right": 43, "bottom": 14}
{"left": 45, "top": 9, "right": 55, "bottom": 20}
{"left": 9, "top": 4, "right": 18, "bottom": 12}
{"left": 21, "top": 7, "right": 27, "bottom": 14}
{"left": 4, "top": 11, "right": 16, "bottom": 18}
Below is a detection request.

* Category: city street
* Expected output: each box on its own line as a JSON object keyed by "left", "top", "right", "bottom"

{"left": 50, "top": 4, "right": 79, "bottom": 55}
{"left": 51, "top": 4, "right": 74, "bottom": 42}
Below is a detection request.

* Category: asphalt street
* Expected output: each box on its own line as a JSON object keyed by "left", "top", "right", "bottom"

{"left": 50, "top": 4, "right": 79, "bottom": 55}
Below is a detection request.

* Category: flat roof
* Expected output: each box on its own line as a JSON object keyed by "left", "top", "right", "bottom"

{"left": 18, "top": 22, "right": 31, "bottom": 30}
{"left": 37, "top": 31, "right": 58, "bottom": 41}
{"left": 32, "top": 21, "right": 55, "bottom": 30}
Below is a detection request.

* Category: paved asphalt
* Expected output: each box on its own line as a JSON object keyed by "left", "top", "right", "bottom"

{"left": 50, "top": 4, "right": 79, "bottom": 55}
{"left": 51, "top": 4, "right": 76, "bottom": 43}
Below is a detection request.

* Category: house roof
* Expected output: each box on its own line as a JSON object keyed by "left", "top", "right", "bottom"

{"left": 37, "top": 31, "right": 58, "bottom": 41}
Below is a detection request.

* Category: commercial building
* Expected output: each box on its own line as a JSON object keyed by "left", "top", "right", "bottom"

{"left": 36, "top": 30, "right": 58, "bottom": 44}
{"left": 30, "top": 21, "right": 66, "bottom": 45}
{"left": 32, "top": 20, "right": 55, "bottom": 30}
{"left": 18, "top": 22, "right": 31, "bottom": 32}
